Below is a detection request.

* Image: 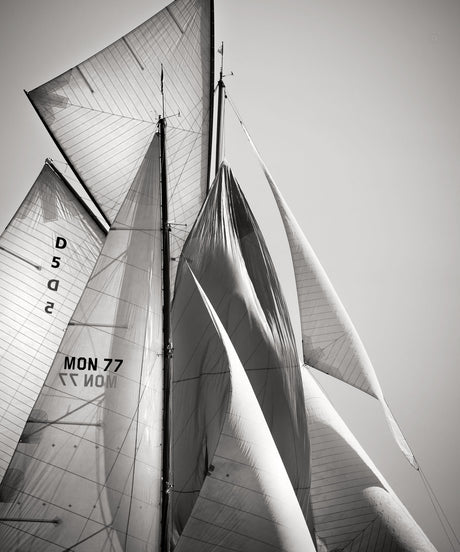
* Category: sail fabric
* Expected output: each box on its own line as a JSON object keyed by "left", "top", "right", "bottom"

{"left": 171, "top": 161, "right": 313, "bottom": 539}
{"left": 0, "top": 136, "right": 163, "bottom": 551}
{"left": 172, "top": 268, "right": 316, "bottom": 552}
{"left": 241, "top": 125, "right": 417, "bottom": 468}
{"left": 302, "top": 367, "right": 436, "bottom": 551}
{"left": 0, "top": 163, "right": 105, "bottom": 482}
{"left": 28, "top": 0, "right": 213, "bottom": 277}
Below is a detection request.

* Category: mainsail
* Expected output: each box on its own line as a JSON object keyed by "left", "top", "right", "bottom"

{"left": 0, "top": 135, "right": 163, "bottom": 551}
{"left": 0, "top": 162, "right": 105, "bottom": 481}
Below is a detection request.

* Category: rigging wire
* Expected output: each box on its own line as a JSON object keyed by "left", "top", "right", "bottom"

{"left": 225, "top": 85, "right": 460, "bottom": 552}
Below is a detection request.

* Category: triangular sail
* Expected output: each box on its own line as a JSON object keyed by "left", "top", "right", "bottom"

{"left": 0, "top": 135, "right": 163, "bottom": 551}
{"left": 242, "top": 127, "right": 417, "bottom": 467}
{"left": 27, "top": 0, "right": 213, "bottom": 283}
{"left": 302, "top": 367, "right": 436, "bottom": 551}
{"left": 171, "top": 162, "right": 313, "bottom": 535}
{"left": 0, "top": 162, "right": 105, "bottom": 482}
{"left": 172, "top": 267, "right": 316, "bottom": 551}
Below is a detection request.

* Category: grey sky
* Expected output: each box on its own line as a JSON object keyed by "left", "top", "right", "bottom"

{"left": 0, "top": 1, "right": 459, "bottom": 549}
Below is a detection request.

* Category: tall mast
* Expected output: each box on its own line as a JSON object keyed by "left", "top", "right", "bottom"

{"left": 215, "top": 42, "right": 226, "bottom": 175}
{"left": 159, "top": 86, "right": 172, "bottom": 550}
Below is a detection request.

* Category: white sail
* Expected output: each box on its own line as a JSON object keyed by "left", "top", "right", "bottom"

{"left": 0, "top": 162, "right": 105, "bottom": 482}
{"left": 303, "top": 367, "right": 436, "bottom": 551}
{"left": 0, "top": 135, "right": 163, "bottom": 551}
{"left": 27, "top": 0, "right": 213, "bottom": 284}
{"left": 172, "top": 267, "right": 316, "bottom": 552}
{"left": 242, "top": 129, "right": 417, "bottom": 468}
{"left": 171, "top": 161, "right": 313, "bottom": 536}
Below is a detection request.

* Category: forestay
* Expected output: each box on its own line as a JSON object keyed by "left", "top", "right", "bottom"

{"left": 0, "top": 136, "right": 163, "bottom": 551}
{"left": 172, "top": 268, "right": 316, "bottom": 552}
{"left": 171, "top": 162, "right": 313, "bottom": 540}
{"left": 0, "top": 162, "right": 105, "bottom": 482}
{"left": 27, "top": 0, "right": 213, "bottom": 283}
{"left": 302, "top": 367, "right": 436, "bottom": 551}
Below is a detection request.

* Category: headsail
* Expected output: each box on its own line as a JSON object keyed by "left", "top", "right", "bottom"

{"left": 302, "top": 367, "right": 436, "bottom": 551}
{"left": 0, "top": 135, "right": 163, "bottom": 551}
{"left": 242, "top": 126, "right": 417, "bottom": 468}
{"left": 172, "top": 267, "right": 316, "bottom": 552}
{"left": 0, "top": 162, "right": 105, "bottom": 481}
{"left": 27, "top": 0, "right": 213, "bottom": 281}
{"left": 171, "top": 162, "right": 313, "bottom": 538}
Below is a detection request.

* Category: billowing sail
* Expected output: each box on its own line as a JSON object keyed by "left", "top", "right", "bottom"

{"left": 242, "top": 128, "right": 417, "bottom": 467}
{"left": 171, "top": 162, "right": 313, "bottom": 538}
{"left": 0, "top": 162, "right": 105, "bottom": 482}
{"left": 0, "top": 135, "right": 163, "bottom": 551}
{"left": 27, "top": 0, "right": 213, "bottom": 281}
{"left": 302, "top": 367, "right": 435, "bottom": 551}
{"left": 172, "top": 267, "right": 316, "bottom": 551}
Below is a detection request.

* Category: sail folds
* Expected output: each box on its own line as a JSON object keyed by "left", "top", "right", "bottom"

{"left": 172, "top": 268, "right": 316, "bottom": 551}
{"left": 0, "top": 163, "right": 105, "bottom": 482}
{"left": 171, "top": 162, "right": 313, "bottom": 538}
{"left": 28, "top": 0, "right": 213, "bottom": 277}
{"left": 302, "top": 367, "right": 436, "bottom": 552}
{"left": 0, "top": 136, "right": 163, "bottom": 551}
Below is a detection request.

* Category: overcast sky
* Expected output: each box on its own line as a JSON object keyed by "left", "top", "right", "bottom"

{"left": 0, "top": 1, "right": 459, "bottom": 550}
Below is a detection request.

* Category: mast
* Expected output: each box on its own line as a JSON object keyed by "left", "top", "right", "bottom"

{"left": 159, "top": 112, "right": 172, "bottom": 551}
{"left": 215, "top": 42, "right": 226, "bottom": 175}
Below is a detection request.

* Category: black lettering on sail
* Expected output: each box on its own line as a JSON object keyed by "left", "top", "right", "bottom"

{"left": 55, "top": 237, "right": 67, "bottom": 249}
{"left": 47, "top": 279, "right": 59, "bottom": 291}
{"left": 44, "top": 301, "right": 55, "bottom": 314}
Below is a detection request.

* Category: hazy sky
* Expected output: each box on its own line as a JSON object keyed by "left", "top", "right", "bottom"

{"left": 0, "top": 1, "right": 459, "bottom": 550}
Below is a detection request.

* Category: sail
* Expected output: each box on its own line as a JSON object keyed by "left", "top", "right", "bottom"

{"left": 302, "top": 367, "right": 436, "bottom": 552}
{"left": 171, "top": 161, "right": 313, "bottom": 537}
{"left": 0, "top": 162, "right": 105, "bottom": 482}
{"left": 27, "top": 0, "right": 213, "bottom": 280}
{"left": 0, "top": 135, "right": 163, "bottom": 551}
{"left": 172, "top": 267, "right": 316, "bottom": 551}
{"left": 242, "top": 129, "right": 417, "bottom": 468}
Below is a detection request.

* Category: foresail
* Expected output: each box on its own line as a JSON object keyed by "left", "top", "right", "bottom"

{"left": 171, "top": 161, "right": 313, "bottom": 537}
{"left": 0, "top": 135, "right": 163, "bottom": 551}
{"left": 245, "top": 133, "right": 417, "bottom": 467}
{"left": 0, "top": 162, "right": 105, "bottom": 482}
{"left": 27, "top": 0, "right": 213, "bottom": 278}
{"left": 302, "top": 367, "right": 436, "bottom": 552}
{"left": 173, "top": 268, "right": 315, "bottom": 552}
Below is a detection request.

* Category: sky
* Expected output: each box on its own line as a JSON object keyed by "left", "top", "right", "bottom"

{"left": 0, "top": 0, "right": 459, "bottom": 550}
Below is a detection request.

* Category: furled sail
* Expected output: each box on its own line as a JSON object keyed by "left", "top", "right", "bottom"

{"left": 172, "top": 267, "right": 316, "bottom": 551}
{"left": 302, "top": 367, "right": 436, "bottom": 551}
{"left": 0, "top": 162, "right": 105, "bottom": 482}
{"left": 0, "top": 135, "right": 163, "bottom": 551}
{"left": 27, "top": 0, "right": 213, "bottom": 282}
{"left": 171, "top": 161, "right": 313, "bottom": 539}
{"left": 242, "top": 127, "right": 417, "bottom": 467}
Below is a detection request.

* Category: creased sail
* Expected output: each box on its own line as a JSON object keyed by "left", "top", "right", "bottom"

{"left": 302, "top": 367, "right": 436, "bottom": 552}
{"left": 0, "top": 135, "right": 163, "bottom": 551}
{"left": 0, "top": 162, "right": 105, "bottom": 482}
{"left": 28, "top": 0, "right": 213, "bottom": 283}
{"left": 172, "top": 267, "right": 316, "bottom": 551}
{"left": 242, "top": 127, "right": 417, "bottom": 468}
{"left": 171, "top": 161, "right": 313, "bottom": 539}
